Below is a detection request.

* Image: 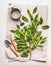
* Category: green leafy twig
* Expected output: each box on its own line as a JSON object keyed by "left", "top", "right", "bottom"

{"left": 10, "top": 7, "right": 49, "bottom": 58}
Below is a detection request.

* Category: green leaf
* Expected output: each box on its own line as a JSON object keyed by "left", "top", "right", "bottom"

{"left": 38, "top": 44, "right": 43, "bottom": 47}
{"left": 39, "top": 17, "right": 43, "bottom": 24}
{"left": 22, "top": 16, "right": 28, "bottom": 22}
{"left": 10, "top": 30, "right": 16, "bottom": 33}
{"left": 26, "top": 42, "right": 30, "bottom": 47}
{"left": 35, "top": 14, "right": 39, "bottom": 19}
{"left": 20, "top": 52, "right": 28, "bottom": 57}
{"left": 34, "top": 31, "right": 42, "bottom": 37}
{"left": 33, "top": 7, "right": 37, "bottom": 14}
{"left": 14, "top": 35, "right": 20, "bottom": 39}
{"left": 40, "top": 37, "right": 47, "bottom": 44}
{"left": 34, "top": 41, "right": 38, "bottom": 48}
{"left": 17, "top": 49, "right": 23, "bottom": 52}
{"left": 37, "top": 36, "right": 42, "bottom": 42}
{"left": 42, "top": 25, "right": 49, "bottom": 30}
{"left": 16, "top": 25, "right": 20, "bottom": 29}
{"left": 17, "top": 45, "right": 26, "bottom": 48}
{"left": 17, "top": 42, "right": 25, "bottom": 45}
{"left": 27, "top": 9, "right": 33, "bottom": 21}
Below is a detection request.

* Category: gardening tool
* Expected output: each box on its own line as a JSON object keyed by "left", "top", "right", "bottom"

{"left": 5, "top": 40, "right": 19, "bottom": 57}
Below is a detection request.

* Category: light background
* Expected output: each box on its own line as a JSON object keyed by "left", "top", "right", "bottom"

{"left": 0, "top": 0, "right": 51, "bottom": 65}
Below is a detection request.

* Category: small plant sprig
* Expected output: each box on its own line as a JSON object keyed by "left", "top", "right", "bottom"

{"left": 10, "top": 7, "right": 49, "bottom": 58}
